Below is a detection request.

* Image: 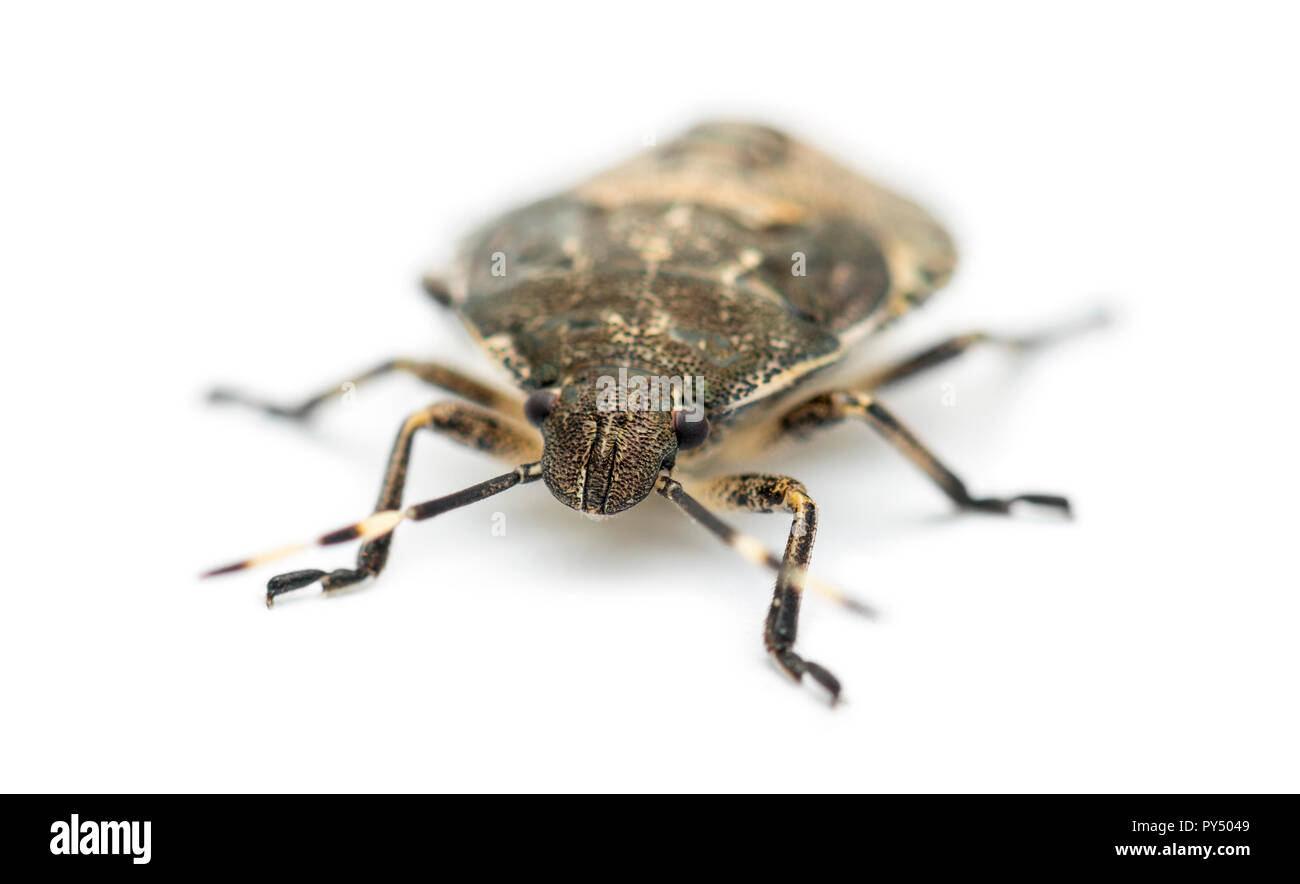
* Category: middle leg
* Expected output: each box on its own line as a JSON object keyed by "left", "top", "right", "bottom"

{"left": 777, "top": 391, "right": 1070, "bottom": 515}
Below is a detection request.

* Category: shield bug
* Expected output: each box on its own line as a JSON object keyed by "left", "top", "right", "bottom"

{"left": 205, "top": 121, "right": 1102, "bottom": 703}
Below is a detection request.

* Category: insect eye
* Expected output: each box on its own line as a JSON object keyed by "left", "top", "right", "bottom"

{"left": 523, "top": 389, "right": 559, "bottom": 427}
{"left": 672, "top": 407, "right": 710, "bottom": 450}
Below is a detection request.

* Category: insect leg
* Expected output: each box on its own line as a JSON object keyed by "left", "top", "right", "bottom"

{"left": 420, "top": 274, "right": 455, "bottom": 308}
{"left": 271, "top": 402, "right": 539, "bottom": 602}
{"left": 206, "top": 401, "right": 540, "bottom": 604}
{"left": 858, "top": 309, "right": 1109, "bottom": 391}
{"left": 659, "top": 475, "right": 841, "bottom": 703}
{"left": 208, "top": 359, "right": 522, "bottom": 421}
{"left": 779, "top": 392, "right": 1071, "bottom": 516}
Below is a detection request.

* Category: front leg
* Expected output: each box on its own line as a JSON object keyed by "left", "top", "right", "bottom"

{"left": 661, "top": 474, "right": 841, "bottom": 703}
{"left": 264, "top": 400, "right": 540, "bottom": 604}
{"left": 778, "top": 392, "right": 1070, "bottom": 516}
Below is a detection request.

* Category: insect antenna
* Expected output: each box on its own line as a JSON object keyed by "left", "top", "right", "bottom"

{"left": 201, "top": 463, "right": 543, "bottom": 578}
{"left": 655, "top": 477, "right": 877, "bottom": 619}
{"left": 202, "top": 464, "right": 870, "bottom": 618}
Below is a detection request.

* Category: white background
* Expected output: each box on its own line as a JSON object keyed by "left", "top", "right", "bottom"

{"left": 2, "top": 1, "right": 1296, "bottom": 793}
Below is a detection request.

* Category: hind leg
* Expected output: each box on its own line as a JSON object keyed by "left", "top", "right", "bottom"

{"left": 208, "top": 359, "right": 522, "bottom": 421}
{"left": 856, "top": 309, "right": 1108, "bottom": 391}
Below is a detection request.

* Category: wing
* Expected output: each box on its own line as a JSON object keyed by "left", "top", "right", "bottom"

{"left": 569, "top": 120, "right": 958, "bottom": 339}
{"left": 446, "top": 121, "right": 956, "bottom": 408}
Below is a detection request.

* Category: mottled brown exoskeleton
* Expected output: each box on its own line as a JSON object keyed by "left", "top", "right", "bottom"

{"left": 207, "top": 121, "right": 1099, "bottom": 703}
